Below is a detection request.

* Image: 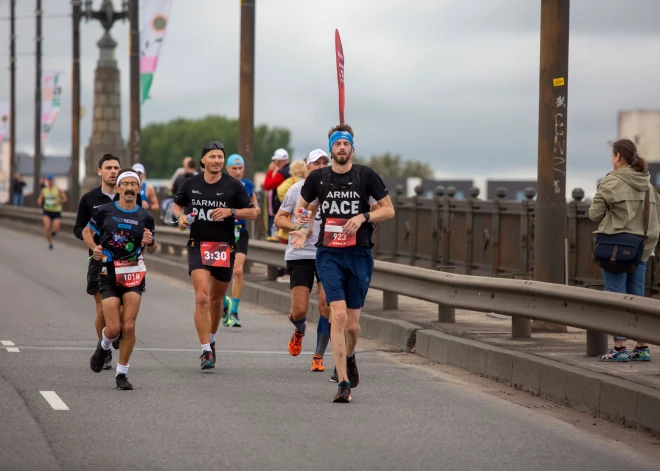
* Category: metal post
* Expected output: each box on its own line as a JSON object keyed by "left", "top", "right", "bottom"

{"left": 33, "top": 0, "right": 43, "bottom": 198}
{"left": 9, "top": 0, "right": 16, "bottom": 186}
{"left": 586, "top": 331, "right": 608, "bottom": 357}
{"left": 238, "top": 0, "right": 256, "bottom": 181}
{"left": 438, "top": 304, "right": 455, "bottom": 323}
{"left": 383, "top": 291, "right": 399, "bottom": 310}
{"left": 129, "top": 0, "right": 140, "bottom": 167}
{"left": 532, "top": 0, "right": 570, "bottom": 333}
{"left": 70, "top": 0, "right": 81, "bottom": 209}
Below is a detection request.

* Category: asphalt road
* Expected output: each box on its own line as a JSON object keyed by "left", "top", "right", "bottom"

{"left": 0, "top": 226, "right": 658, "bottom": 471}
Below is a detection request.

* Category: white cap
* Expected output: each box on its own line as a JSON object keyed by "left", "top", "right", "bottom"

{"left": 306, "top": 149, "right": 329, "bottom": 165}
{"left": 271, "top": 148, "right": 289, "bottom": 161}
{"left": 132, "top": 163, "right": 146, "bottom": 174}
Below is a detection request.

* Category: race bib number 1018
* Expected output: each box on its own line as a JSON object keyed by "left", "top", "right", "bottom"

{"left": 114, "top": 260, "right": 146, "bottom": 288}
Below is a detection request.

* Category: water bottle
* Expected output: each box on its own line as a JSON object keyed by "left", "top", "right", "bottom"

{"left": 180, "top": 214, "right": 195, "bottom": 232}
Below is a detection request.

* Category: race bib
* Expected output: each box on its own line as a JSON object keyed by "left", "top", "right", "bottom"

{"left": 114, "top": 260, "right": 146, "bottom": 288}
{"left": 201, "top": 241, "right": 231, "bottom": 267}
{"left": 323, "top": 218, "right": 356, "bottom": 248}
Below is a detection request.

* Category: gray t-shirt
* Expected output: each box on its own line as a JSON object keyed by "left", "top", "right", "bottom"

{"left": 281, "top": 180, "right": 321, "bottom": 261}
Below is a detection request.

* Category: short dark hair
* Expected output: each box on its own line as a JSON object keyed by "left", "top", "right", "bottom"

{"left": 98, "top": 153, "right": 120, "bottom": 169}
{"left": 186, "top": 159, "right": 197, "bottom": 171}
{"left": 328, "top": 124, "right": 354, "bottom": 138}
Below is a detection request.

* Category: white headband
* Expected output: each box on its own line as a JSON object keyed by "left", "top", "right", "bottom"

{"left": 116, "top": 171, "right": 141, "bottom": 187}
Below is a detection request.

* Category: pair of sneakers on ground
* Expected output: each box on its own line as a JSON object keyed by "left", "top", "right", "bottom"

{"left": 598, "top": 346, "right": 651, "bottom": 362}
{"left": 200, "top": 298, "right": 242, "bottom": 370}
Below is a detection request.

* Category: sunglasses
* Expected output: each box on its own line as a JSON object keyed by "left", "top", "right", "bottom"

{"left": 203, "top": 141, "right": 224, "bottom": 152}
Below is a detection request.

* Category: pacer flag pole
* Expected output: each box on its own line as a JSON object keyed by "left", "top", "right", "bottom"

{"left": 335, "top": 29, "right": 345, "bottom": 125}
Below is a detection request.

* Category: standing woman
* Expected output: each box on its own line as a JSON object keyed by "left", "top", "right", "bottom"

{"left": 589, "top": 139, "right": 660, "bottom": 362}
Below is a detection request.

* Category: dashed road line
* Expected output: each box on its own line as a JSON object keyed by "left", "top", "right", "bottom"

{"left": 1, "top": 340, "right": 19, "bottom": 352}
{"left": 40, "top": 391, "right": 69, "bottom": 411}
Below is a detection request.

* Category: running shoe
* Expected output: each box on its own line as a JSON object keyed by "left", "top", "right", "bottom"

{"left": 210, "top": 342, "right": 216, "bottom": 365}
{"left": 103, "top": 349, "right": 112, "bottom": 370}
{"left": 116, "top": 374, "right": 133, "bottom": 390}
{"left": 221, "top": 297, "right": 232, "bottom": 327}
{"left": 48, "top": 244, "right": 53, "bottom": 250}
{"left": 288, "top": 331, "right": 305, "bottom": 356}
{"left": 90, "top": 341, "right": 107, "bottom": 373}
{"left": 200, "top": 351, "right": 215, "bottom": 370}
{"left": 333, "top": 381, "right": 352, "bottom": 403}
{"left": 311, "top": 353, "right": 325, "bottom": 372}
{"left": 629, "top": 348, "right": 652, "bottom": 361}
{"left": 229, "top": 313, "right": 241, "bottom": 328}
{"left": 598, "top": 348, "right": 629, "bottom": 362}
{"left": 112, "top": 331, "right": 122, "bottom": 350}
{"left": 347, "top": 357, "right": 360, "bottom": 388}
{"left": 330, "top": 367, "right": 338, "bottom": 383}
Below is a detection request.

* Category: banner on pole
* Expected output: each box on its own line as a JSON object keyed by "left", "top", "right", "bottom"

{"left": 140, "top": 0, "right": 174, "bottom": 104}
{"left": 335, "top": 29, "right": 345, "bottom": 125}
{"left": 42, "top": 71, "right": 64, "bottom": 145}
{"left": 0, "top": 101, "right": 9, "bottom": 142}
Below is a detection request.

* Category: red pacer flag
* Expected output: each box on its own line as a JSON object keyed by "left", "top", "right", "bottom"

{"left": 335, "top": 29, "right": 345, "bottom": 125}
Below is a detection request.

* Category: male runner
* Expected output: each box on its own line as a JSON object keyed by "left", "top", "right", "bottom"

{"left": 37, "top": 174, "right": 67, "bottom": 250}
{"left": 74, "top": 154, "right": 144, "bottom": 370}
{"left": 275, "top": 149, "right": 331, "bottom": 372}
{"left": 84, "top": 169, "right": 158, "bottom": 390}
{"left": 295, "top": 125, "right": 395, "bottom": 402}
{"left": 224, "top": 154, "right": 261, "bottom": 327}
{"left": 132, "top": 163, "right": 159, "bottom": 211}
{"left": 171, "top": 141, "right": 257, "bottom": 370}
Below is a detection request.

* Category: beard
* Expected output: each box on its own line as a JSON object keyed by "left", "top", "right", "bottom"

{"left": 332, "top": 153, "right": 351, "bottom": 165}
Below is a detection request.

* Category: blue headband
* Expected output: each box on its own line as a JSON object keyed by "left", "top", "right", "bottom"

{"left": 328, "top": 131, "right": 354, "bottom": 152}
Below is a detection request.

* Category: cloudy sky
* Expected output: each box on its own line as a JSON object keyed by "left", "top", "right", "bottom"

{"left": 1, "top": 0, "right": 659, "bottom": 196}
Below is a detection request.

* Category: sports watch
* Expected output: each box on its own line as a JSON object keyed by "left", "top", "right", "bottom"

{"left": 363, "top": 212, "right": 371, "bottom": 222}
{"left": 231, "top": 208, "right": 237, "bottom": 216}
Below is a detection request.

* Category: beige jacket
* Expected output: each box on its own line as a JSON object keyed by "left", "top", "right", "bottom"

{"left": 589, "top": 166, "right": 660, "bottom": 262}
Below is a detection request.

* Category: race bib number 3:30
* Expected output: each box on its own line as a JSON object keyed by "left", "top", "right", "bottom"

{"left": 114, "top": 260, "right": 146, "bottom": 288}
{"left": 323, "top": 218, "right": 356, "bottom": 248}
{"left": 201, "top": 241, "right": 231, "bottom": 267}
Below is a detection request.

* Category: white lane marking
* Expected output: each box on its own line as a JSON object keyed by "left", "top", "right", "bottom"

{"left": 1, "top": 340, "right": 15, "bottom": 346}
{"left": 40, "top": 391, "right": 69, "bottom": 411}
{"left": 6, "top": 347, "right": 20, "bottom": 353}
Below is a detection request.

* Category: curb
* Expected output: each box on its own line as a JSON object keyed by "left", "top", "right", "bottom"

{"left": 415, "top": 329, "right": 660, "bottom": 435}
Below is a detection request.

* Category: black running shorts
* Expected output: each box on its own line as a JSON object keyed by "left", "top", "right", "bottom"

{"left": 86, "top": 259, "right": 102, "bottom": 295}
{"left": 187, "top": 240, "right": 236, "bottom": 283}
{"left": 98, "top": 273, "right": 145, "bottom": 300}
{"left": 236, "top": 230, "right": 249, "bottom": 255}
{"left": 286, "top": 259, "right": 320, "bottom": 291}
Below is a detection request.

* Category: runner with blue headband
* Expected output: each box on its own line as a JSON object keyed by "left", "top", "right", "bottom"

{"left": 292, "top": 124, "right": 396, "bottom": 403}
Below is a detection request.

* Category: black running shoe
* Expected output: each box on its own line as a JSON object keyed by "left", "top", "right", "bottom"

{"left": 90, "top": 341, "right": 107, "bottom": 373}
{"left": 347, "top": 357, "right": 360, "bottom": 388}
{"left": 116, "top": 374, "right": 133, "bottom": 390}
{"left": 330, "top": 367, "right": 338, "bottom": 383}
{"left": 112, "top": 331, "right": 122, "bottom": 350}
{"left": 103, "top": 349, "right": 112, "bottom": 370}
{"left": 210, "top": 342, "right": 216, "bottom": 365}
{"left": 200, "top": 351, "right": 215, "bottom": 370}
{"left": 333, "top": 381, "right": 352, "bottom": 403}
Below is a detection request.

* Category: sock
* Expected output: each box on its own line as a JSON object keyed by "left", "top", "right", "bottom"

{"left": 614, "top": 346, "right": 626, "bottom": 351}
{"left": 347, "top": 354, "right": 356, "bottom": 363}
{"left": 101, "top": 328, "right": 118, "bottom": 351}
{"left": 316, "top": 317, "right": 330, "bottom": 355}
{"left": 201, "top": 343, "right": 211, "bottom": 353}
{"left": 210, "top": 333, "right": 216, "bottom": 344}
{"left": 223, "top": 296, "right": 230, "bottom": 309}
{"left": 116, "top": 363, "right": 129, "bottom": 376}
{"left": 289, "top": 315, "right": 306, "bottom": 334}
{"left": 231, "top": 298, "right": 241, "bottom": 314}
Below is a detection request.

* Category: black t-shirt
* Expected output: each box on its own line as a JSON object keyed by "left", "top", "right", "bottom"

{"left": 300, "top": 165, "right": 388, "bottom": 248}
{"left": 173, "top": 173, "right": 253, "bottom": 243}
{"left": 88, "top": 202, "right": 155, "bottom": 264}
{"left": 172, "top": 171, "right": 196, "bottom": 196}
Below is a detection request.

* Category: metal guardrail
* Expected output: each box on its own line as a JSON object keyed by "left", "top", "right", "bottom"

{"left": 3, "top": 206, "right": 660, "bottom": 350}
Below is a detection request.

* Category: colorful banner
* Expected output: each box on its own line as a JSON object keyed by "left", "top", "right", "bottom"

{"left": 0, "top": 101, "right": 9, "bottom": 142}
{"left": 335, "top": 29, "right": 345, "bottom": 125}
{"left": 42, "top": 71, "right": 63, "bottom": 145}
{"left": 140, "top": 0, "right": 174, "bottom": 104}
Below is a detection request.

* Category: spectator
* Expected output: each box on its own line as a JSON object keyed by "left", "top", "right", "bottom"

{"left": 168, "top": 156, "right": 197, "bottom": 195}
{"left": 263, "top": 148, "right": 290, "bottom": 238}
{"left": 589, "top": 138, "right": 660, "bottom": 362}
{"left": 172, "top": 158, "right": 197, "bottom": 196}
{"left": 11, "top": 172, "right": 26, "bottom": 206}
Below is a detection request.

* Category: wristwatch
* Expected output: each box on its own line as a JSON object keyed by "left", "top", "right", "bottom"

{"left": 363, "top": 212, "right": 371, "bottom": 222}
{"left": 231, "top": 208, "right": 237, "bottom": 216}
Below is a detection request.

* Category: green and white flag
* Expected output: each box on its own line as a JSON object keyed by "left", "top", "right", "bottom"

{"left": 140, "top": 0, "right": 174, "bottom": 104}
{"left": 42, "top": 71, "right": 64, "bottom": 145}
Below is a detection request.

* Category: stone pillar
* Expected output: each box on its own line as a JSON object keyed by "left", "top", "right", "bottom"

{"left": 82, "top": 31, "right": 127, "bottom": 193}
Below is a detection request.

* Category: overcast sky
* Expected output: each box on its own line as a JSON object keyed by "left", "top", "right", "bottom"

{"left": 1, "top": 0, "right": 659, "bottom": 196}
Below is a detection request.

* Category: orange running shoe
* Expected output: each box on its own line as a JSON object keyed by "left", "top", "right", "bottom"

{"left": 288, "top": 330, "right": 304, "bottom": 356}
{"left": 311, "top": 353, "right": 325, "bottom": 372}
